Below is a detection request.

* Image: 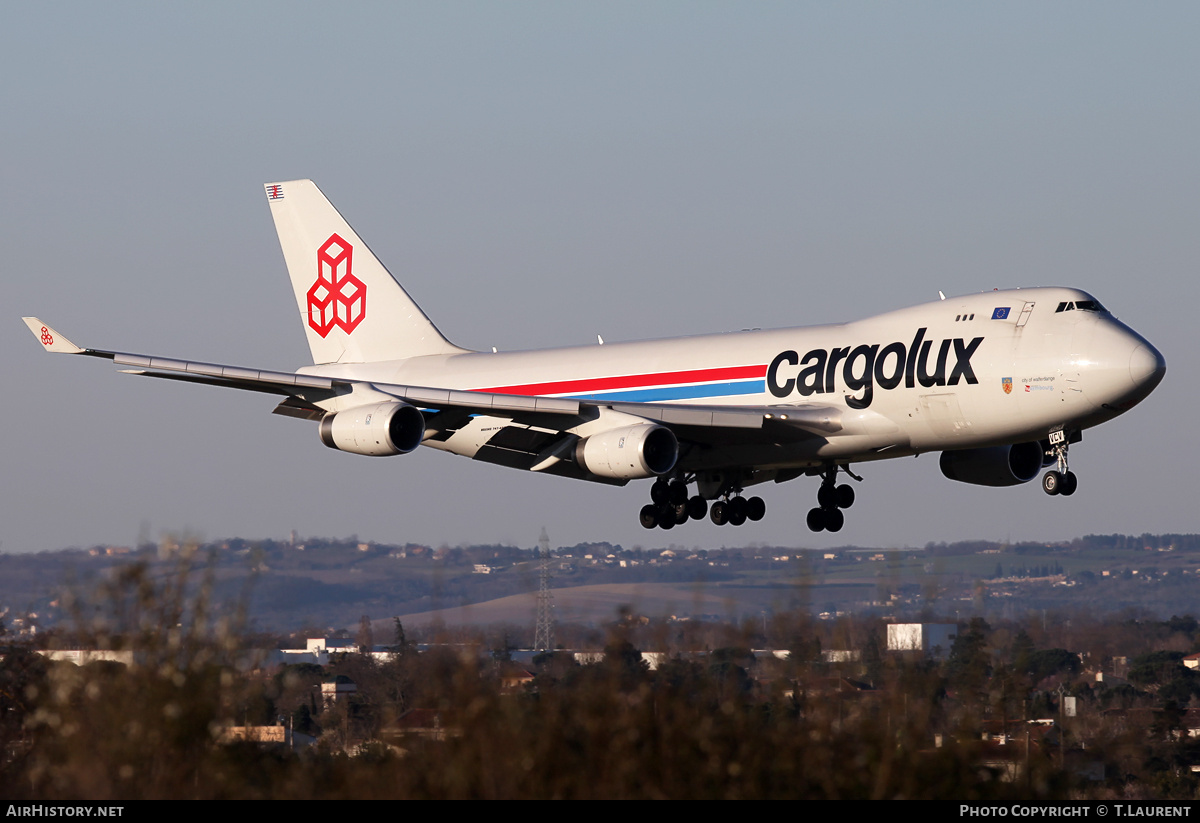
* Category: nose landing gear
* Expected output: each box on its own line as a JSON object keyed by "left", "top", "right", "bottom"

{"left": 1041, "top": 432, "right": 1077, "bottom": 496}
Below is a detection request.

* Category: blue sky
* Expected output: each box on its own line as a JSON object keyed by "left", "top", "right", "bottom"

{"left": 4, "top": 2, "right": 1197, "bottom": 553}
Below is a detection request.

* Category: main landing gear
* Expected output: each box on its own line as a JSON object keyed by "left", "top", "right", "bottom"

{"left": 1041, "top": 432, "right": 1077, "bottom": 497}
{"left": 638, "top": 477, "right": 765, "bottom": 530}
{"left": 806, "top": 465, "right": 857, "bottom": 533}
{"left": 709, "top": 494, "right": 766, "bottom": 527}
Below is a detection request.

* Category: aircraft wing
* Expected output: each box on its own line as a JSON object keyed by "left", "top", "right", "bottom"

{"left": 23, "top": 318, "right": 841, "bottom": 453}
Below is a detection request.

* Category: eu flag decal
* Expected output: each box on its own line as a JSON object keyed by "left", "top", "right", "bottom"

{"left": 991, "top": 307, "right": 1010, "bottom": 320}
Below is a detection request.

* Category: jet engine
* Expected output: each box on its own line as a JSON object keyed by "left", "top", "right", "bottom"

{"left": 939, "top": 442, "right": 1044, "bottom": 487}
{"left": 576, "top": 423, "right": 678, "bottom": 480}
{"left": 319, "top": 401, "right": 426, "bottom": 456}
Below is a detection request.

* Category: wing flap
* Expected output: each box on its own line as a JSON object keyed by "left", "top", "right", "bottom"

{"left": 108, "top": 351, "right": 338, "bottom": 391}
{"left": 609, "top": 402, "right": 749, "bottom": 428}
{"left": 272, "top": 397, "right": 325, "bottom": 420}
{"left": 608, "top": 400, "right": 840, "bottom": 435}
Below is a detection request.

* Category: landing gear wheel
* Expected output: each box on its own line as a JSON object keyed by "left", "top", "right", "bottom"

{"left": 674, "top": 502, "right": 689, "bottom": 525}
{"left": 807, "top": 507, "right": 826, "bottom": 532}
{"left": 1061, "top": 471, "right": 1077, "bottom": 496}
{"left": 823, "top": 507, "right": 844, "bottom": 532}
{"left": 710, "top": 501, "right": 729, "bottom": 526}
{"left": 817, "top": 484, "right": 836, "bottom": 509}
{"left": 639, "top": 504, "right": 659, "bottom": 529}
{"left": 836, "top": 484, "right": 855, "bottom": 509}
{"left": 651, "top": 479, "right": 670, "bottom": 504}
{"left": 727, "top": 498, "right": 747, "bottom": 526}
{"left": 1042, "top": 470, "right": 1062, "bottom": 496}
{"left": 669, "top": 481, "right": 689, "bottom": 505}
{"left": 657, "top": 504, "right": 676, "bottom": 529}
{"left": 657, "top": 506, "right": 676, "bottom": 532}
{"left": 746, "top": 497, "right": 766, "bottom": 521}
{"left": 687, "top": 495, "right": 708, "bottom": 521}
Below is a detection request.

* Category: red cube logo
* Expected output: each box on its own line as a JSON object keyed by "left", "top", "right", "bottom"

{"left": 307, "top": 233, "right": 366, "bottom": 337}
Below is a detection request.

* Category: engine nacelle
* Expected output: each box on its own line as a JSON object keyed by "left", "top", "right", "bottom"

{"left": 576, "top": 424, "right": 678, "bottom": 480}
{"left": 939, "top": 442, "right": 1044, "bottom": 487}
{"left": 319, "top": 402, "right": 425, "bottom": 457}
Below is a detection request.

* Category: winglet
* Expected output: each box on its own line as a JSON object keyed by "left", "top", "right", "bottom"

{"left": 22, "top": 318, "right": 85, "bottom": 354}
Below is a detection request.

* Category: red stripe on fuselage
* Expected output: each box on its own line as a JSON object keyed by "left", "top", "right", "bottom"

{"left": 478, "top": 364, "right": 766, "bottom": 397}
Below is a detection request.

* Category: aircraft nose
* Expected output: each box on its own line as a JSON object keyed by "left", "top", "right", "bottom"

{"left": 1129, "top": 342, "right": 1166, "bottom": 395}
{"left": 1079, "top": 322, "right": 1165, "bottom": 412}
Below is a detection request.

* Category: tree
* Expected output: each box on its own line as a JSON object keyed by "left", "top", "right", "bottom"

{"left": 947, "top": 618, "right": 991, "bottom": 699}
{"left": 356, "top": 614, "right": 374, "bottom": 654}
{"left": 390, "top": 618, "right": 412, "bottom": 659}
{"left": 1129, "top": 651, "right": 1187, "bottom": 688}
{"left": 382, "top": 618, "right": 415, "bottom": 714}
{"left": 1026, "top": 649, "right": 1081, "bottom": 683}
{"left": 601, "top": 638, "right": 650, "bottom": 690}
{"left": 862, "top": 628, "right": 884, "bottom": 687}
{"left": 1010, "top": 629, "right": 1035, "bottom": 677}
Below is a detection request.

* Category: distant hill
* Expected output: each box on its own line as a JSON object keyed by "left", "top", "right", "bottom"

{"left": 2, "top": 532, "right": 1199, "bottom": 634}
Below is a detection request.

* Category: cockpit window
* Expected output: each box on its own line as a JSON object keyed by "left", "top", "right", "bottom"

{"left": 1056, "top": 300, "right": 1106, "bottom": 313}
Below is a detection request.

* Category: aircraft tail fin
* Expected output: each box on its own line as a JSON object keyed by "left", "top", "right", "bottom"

{"left": 264, "top": 180, "right": 467, "bottom": 364}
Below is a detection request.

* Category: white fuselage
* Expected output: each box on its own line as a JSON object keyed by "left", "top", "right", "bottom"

{"left": 299, "top": 286, "right": 1163, "bottom": 474}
